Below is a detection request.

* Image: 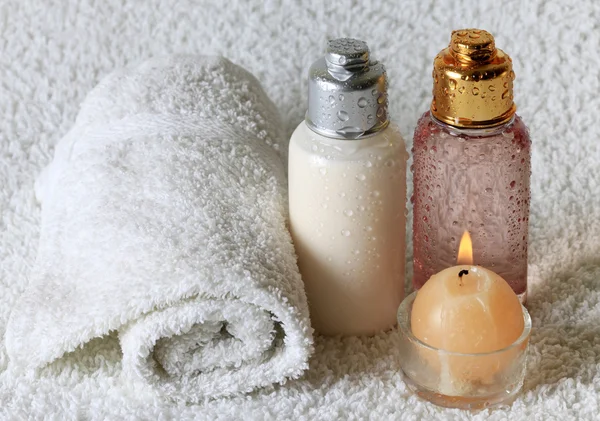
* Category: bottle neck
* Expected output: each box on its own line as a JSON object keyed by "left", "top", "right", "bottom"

{"left": 431, "top": 112, "right": 515, "bottom": 138}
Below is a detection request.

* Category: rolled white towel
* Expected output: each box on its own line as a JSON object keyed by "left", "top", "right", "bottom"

{"left": 5, "top": 55, "right": 313, "bottom": 401}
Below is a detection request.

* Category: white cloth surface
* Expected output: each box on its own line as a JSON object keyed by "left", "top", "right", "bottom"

{"left": 1, "top": 0, "right": 599, "bottom": 419}
{"left": 3, "top": 54, "right": 313, "bottom": 402}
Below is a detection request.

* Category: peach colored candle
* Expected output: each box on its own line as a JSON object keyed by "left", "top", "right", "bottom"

{"left": 411, "top": 231, "right": 524, "bottom": 394}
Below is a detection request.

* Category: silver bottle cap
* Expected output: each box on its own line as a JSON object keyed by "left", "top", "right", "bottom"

{"left": 306, "top": 38, "right": 389, "bottom": 139}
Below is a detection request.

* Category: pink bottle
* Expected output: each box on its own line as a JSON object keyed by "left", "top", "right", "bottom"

{"left": 412, "top": 29, "right": 531, "bottom": 302}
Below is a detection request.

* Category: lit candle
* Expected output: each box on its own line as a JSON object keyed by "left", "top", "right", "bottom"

{"left": 410, "top": 231, "right": 525, "bottom": 393}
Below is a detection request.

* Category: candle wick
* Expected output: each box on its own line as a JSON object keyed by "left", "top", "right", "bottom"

{"left": 458, "top": 269, "right": 469, "bottom": 286}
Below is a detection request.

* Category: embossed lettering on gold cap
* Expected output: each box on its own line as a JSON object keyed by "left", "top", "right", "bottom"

{"left": 431, "top": 29, "right": 516, "bottom": 129}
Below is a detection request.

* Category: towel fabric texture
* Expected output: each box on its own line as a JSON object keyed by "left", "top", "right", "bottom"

{"left": 4, "top": 55, "right": 313, "bottom": 402}
{"left": 1, "top": 0, "right": 600, "bottom": 419}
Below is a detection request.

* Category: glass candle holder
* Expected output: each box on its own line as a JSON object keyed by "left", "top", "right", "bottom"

{"left": 397, "top": 292, "right": 531, "bottom": 409}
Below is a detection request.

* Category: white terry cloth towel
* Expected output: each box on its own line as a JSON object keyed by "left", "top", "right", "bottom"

{"left": 5, "top": 55, "right": 313, "bottom": 402}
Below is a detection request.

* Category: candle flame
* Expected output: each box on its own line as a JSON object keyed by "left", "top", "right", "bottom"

{"left": 457, "top": 231, "right": 473, "bottom": 265}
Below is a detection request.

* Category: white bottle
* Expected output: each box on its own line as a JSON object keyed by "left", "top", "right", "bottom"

{"left": 289, "top": 38, "right": 407, "bottom": 336}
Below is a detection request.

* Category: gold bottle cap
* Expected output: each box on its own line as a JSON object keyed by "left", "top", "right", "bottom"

{"left": 431, "top": 29, "right": 516, "bottom": 128}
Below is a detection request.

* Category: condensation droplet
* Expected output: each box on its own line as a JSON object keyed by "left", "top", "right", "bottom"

{"left": 377, "top": 95, "right": 385, "bottom": 104}
{"left": 356, "top": 174, "right": 366, "bottom": 181}
{"left": 357, "top": 97, "right": 368, "bottom": 108}
{"left": 329, "top": 95, "right": 336, "bottom": 106}
{"left": 371, "top": 89, "right": 378, "bottom": 96}
{"left": 343, "top": 209, "right": 354, "bottom": 217}
{"left": 341, "top": 229, "right": 351, "bottom": 237}
{"left": 319, "top": 168, "right": 327, "bottom": 175}
{"left": 502, "top": 90, "right": 510, "bottom": 99}
{"left": 376, "top": 107, "right": 384, "bottom": 117}
{"left": 510, "top": 180, "right": 516, "bottom": 188}
{"left": 339, "top": 94, "right": 345, "bottom": 101}
{"left": 337, "top": 110, "right": 349, "bottom": 121}
{"left": 472, "top": 87, "right": 480, "bottom": 96}
{"left": 485, "top": 188, "right": 493, "bottom": 194}
{"left": 449, "top": 79, "right": 457, "bottom": 90}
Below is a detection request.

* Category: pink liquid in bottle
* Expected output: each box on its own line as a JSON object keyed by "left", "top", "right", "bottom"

{"left": 412, "top": 112, "right": 531, "bottom": 301}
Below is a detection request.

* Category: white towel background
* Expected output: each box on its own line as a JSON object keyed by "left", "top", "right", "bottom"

{"left": 1, "top": 0, "right": 599, "bottom": 419}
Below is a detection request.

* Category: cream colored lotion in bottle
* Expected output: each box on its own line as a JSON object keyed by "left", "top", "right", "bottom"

{"left": 289, "top": 38, "right": 407, "bottom": 336}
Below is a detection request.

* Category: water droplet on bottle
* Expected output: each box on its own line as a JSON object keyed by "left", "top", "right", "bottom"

{"left": 410, "top": 195, "right": 415, "bottom": 204}
{"left": 372, "top": 190, "right": 380, "bottom": 197}
{"left": 377, "top": 95, "right": 385, "bottom": 104}
{"left": 448, "top": 79, "right": 457, "bottom": 90}
{"left": 343, "top": 209, "right": 354, "bottom": 217}
{"left": 357, "top": 97, "right": 368, "bottom": 108}
{"left": 503, "top": 81, "right": 509, "bottom": 89}
{"left": 489, "top": 85, "right": 496, "bottom": 92}
{"left": 423, "top": 216, "right": 428, "bottom": 222}
{"left": 339, "top": 94, "right": 345, "bottom": 101}
{"left": 341, "top": 229, "right": 351, "bottom": 237}
{"left": 510, "top": 180, "right": 516, "bottom": 188}
{"left": 337, "top": 110, "right": 349, "bottom": 121}
{"left": 376, "top": 107, "right": 384, "bottom": 117}
{"left": 485, "top": 188, "right": 493, "bottom": 194}
{"left": 452, "top": 220, "right": 458, "bottom": 226}
{"left": 311, "top": 145, "right": 318, "bottom": 152}
{"left": 367, "top": 114, "right": 373, "bottom": 122}
{"left": 472, "top": 87, "right": 480, "bottom": 96}
{"left": 502, "top": 90, "right": 510, "bottom": 99}
{"left": 510, "top": 70, "right": 515, "bottom": 80}
{"left": 365, "top": 161, "right": 373, "bottom": 168}
{"left": 329, "top": 95, "right": 336, "bottom": 106}
{"left": 319, "top": 168, "right": 327, "bottom": 175}
{"left": 372, "top": 89, "right": 378, "bottom": 96}
{"left": 365, "top": 226, "right": 373, "bottom": 232}
{"left": 458, "top": 86, "right": 466, "bottom": 94}
{"left": 356, "top": 174, "right": 366, "bottom": 181}
{"left": 353, "top": 249, "right": 360, "bottom": 255}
